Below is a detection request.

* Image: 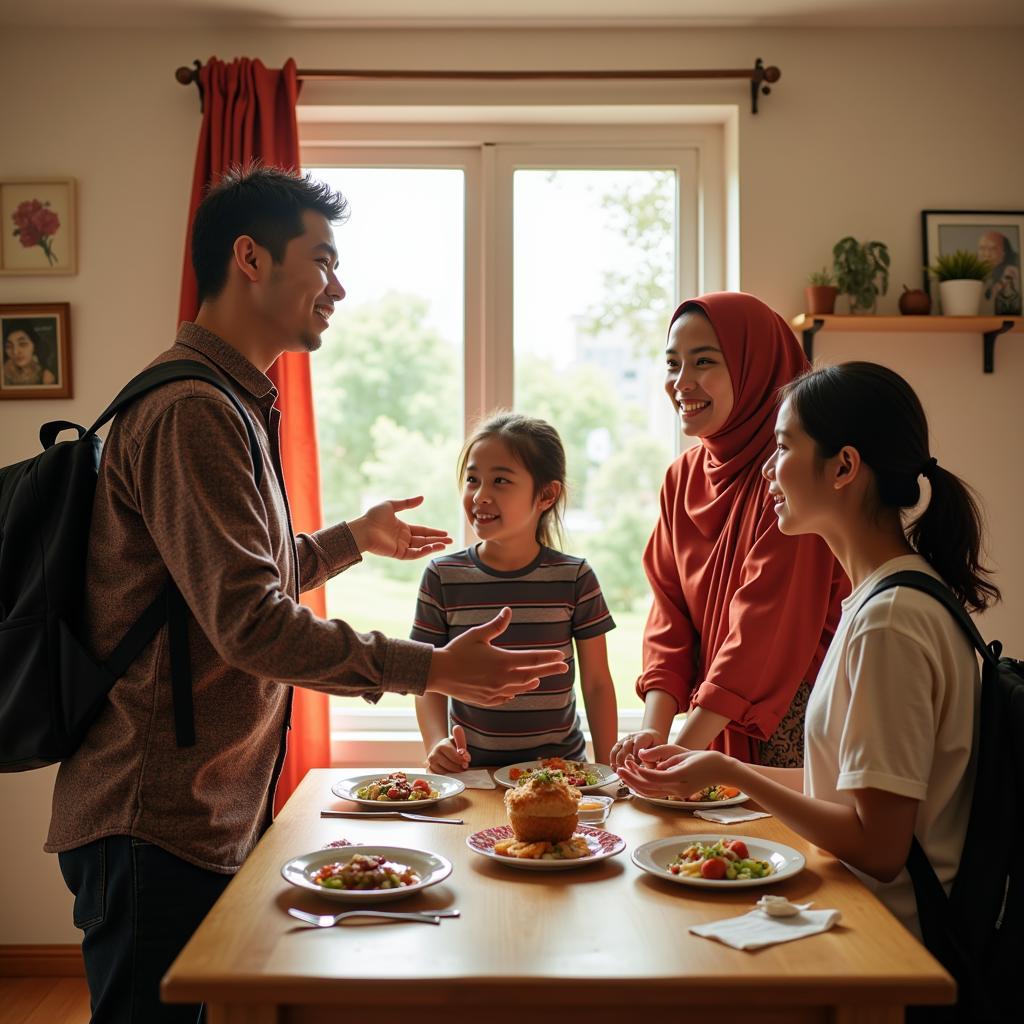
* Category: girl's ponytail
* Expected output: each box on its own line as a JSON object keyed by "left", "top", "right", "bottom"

{"left": 908, "top": 462, "right": 1000, "bottom": 612}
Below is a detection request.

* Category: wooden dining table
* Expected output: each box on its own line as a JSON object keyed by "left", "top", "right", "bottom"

{"left": 162, "top": 767, "right": 954, "bottom": 1024}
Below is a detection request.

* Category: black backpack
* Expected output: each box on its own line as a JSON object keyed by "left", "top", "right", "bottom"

{"left": 0, "top": 360, "right": 263, "bottom": 772}
{"left": 863, "top": 571, "right": 1024, "bottom": 1024}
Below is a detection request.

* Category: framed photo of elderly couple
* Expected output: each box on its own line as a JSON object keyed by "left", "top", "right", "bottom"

{"left": 921, "top": 209, "right": 1024, "bottom": 316}
{"left": 1, "top": 302, "right": 72, "bottom": 399}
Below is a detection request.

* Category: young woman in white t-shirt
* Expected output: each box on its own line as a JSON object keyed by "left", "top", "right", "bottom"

{"left": 619, "top": 361, "right": 999, "bottom": 934}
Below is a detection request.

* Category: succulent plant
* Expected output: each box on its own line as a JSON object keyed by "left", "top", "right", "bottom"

{"left": 926, "top": 249, "right": 994, "bottom": 282}
{"left": 807, "top": 267, "right": 835, "bottom": 286}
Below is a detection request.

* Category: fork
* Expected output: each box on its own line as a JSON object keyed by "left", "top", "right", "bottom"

{"left": 320, "top": 810, "right": 464, "bottom": 824}
{"left": 288, "top": 907, "right": 461, "bottom": 928}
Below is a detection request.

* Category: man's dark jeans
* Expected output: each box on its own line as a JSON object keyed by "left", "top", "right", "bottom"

{"left": 58, "top": 836, "right": 231, "bottom": 1023}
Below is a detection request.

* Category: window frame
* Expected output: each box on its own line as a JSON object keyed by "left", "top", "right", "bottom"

{"left": 300, "top": 113, "right": 731, "bottom": 766}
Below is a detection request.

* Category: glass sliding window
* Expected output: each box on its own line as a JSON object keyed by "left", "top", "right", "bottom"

{"left": 305, "top": 166, "right": 465, "bottom": 709}
{"left": 510, "top": 166, "right": 685, "bottom": 708}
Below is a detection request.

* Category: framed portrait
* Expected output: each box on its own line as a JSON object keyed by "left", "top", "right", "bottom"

{"left": 0, "top": 178, "right": 77, "bottom": 275}
{"left": 921, "top": 209, "right": 1024, "bottom": 316}
{"left": 1, "top": 303, "right": 72, "bottom": 399}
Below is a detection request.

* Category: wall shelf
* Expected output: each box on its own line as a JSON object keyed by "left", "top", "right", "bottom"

{"left": 790, "top": 314, "right": 1023, "bottom": 373}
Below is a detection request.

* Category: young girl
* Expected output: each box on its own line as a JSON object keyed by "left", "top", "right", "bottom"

{"left": 413, "top": 412, "right": 618, "bottom": 770}
{"left": 611, "top": 293, "right": 847, "bottom": 770}
{"left": 620, "top": 361, "right": 997, "bottom": 938}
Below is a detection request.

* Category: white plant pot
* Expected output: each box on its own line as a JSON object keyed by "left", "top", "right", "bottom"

{"left": 938, "top": 279, "right": 984, "bottom": 316}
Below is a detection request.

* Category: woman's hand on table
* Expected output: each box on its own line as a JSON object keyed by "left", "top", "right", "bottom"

{"left": 617, "top": 747, "right": 734, "bottom": 799}
{"left": 425, "top": 725, "right": 471, "bottom": 773}
{"left": 609, "top": 729, "right": 665, "bottom": 769}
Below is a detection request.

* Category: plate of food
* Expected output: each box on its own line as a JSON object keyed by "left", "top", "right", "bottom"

{"left": 630, "top": 784, "right": 749, "bottom": 810}
{"left": 493, "top": 757, "right": 618, "bottom": 793}
{"left": 281, "top": 845, "right": 452, "bottom": 902}
{"left": 631, "top": 834, "right": 804, "bottom": 888}
{"left": 469, "top": 766, "right": 625, "bottom": 870}
{"left": 331, "top": 771, "right": 465, "bottom": 809}
{"left": 467, "top": 824, "right": 625, "bottom": 871}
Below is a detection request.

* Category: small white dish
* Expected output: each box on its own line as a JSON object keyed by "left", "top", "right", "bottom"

{"left": 331, "top": 772, "right": 465, "bottom": 809}
{"left": 281, "top": 845, "right": 452, "bottom": 903}
{"left": 631, "top": 790, "right": 749, "bottom": 810}
{"left": 577, "top": 794, "right": 614, "bottom": 825}
{"left": 492, "top": 760, "right": 618, "bottom": 793}
{"left": 466, "top": 824, "right": 625, "bottom": 871}
{"left": 631, "top": 834, "right": 805, "bottom": 889}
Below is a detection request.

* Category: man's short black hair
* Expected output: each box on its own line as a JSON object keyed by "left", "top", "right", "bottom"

{"left": 191, "top": 164, "right": 349, "bottom": 305}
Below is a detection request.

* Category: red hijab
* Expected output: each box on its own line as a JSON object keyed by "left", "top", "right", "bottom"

{"left": 675, "top": 291, "right": 810, "bottom": 533}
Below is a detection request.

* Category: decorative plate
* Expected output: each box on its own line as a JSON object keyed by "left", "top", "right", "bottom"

{"left": 466, "top": 824, "right": 625, "bottom": 871}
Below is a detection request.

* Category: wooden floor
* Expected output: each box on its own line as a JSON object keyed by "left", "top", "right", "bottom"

{"left": 0, "top": 978, "right": 90, "bottom": 1024}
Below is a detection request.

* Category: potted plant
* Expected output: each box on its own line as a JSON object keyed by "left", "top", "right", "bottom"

{"left": 926, "top": 249, "right": 994, "bottom": 316}
{"left": 805, "top": 268, "right": 838, "bottom": 315}
{"left": 832, "top": 236, "right": 890, "bottom": 314}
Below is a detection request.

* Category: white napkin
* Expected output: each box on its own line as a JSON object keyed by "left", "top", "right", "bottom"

{"left": 693, "top": 805, "right": 772, "bottom": 824}
{"left": 454, "top": 768, "right": 496, "bottom": 790}
{"left": 690, "top": 907, "right": 842, "bottom": 950}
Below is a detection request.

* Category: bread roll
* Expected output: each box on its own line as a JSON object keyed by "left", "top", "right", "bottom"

{"left": 504, "top": 771, "right": 581, "bottom": 842}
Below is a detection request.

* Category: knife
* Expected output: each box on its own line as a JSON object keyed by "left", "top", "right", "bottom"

{"left": 320, "top": 810, "right": 464, "bottom": 824}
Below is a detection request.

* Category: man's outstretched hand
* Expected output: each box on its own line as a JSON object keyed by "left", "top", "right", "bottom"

{"left": 425, "top": 607, "right": 567, "bottom": 706}
{"left": 350, "top": 495, "right": 452, "bottom": 561}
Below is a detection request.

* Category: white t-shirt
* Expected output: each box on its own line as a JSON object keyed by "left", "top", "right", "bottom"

{"left": 804, "top": 554, "right": 980, "bottom": 934}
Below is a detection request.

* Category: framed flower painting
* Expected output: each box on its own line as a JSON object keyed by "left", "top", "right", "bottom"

{"left": 0, "top": 179, "right": 77, "bottom": 275}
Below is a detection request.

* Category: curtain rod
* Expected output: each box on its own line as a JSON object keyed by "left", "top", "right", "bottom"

{"left": 175, "top": 58, "right": 781, "bottom": 114}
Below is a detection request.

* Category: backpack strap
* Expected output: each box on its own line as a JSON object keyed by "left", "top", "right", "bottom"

{"left": 82, "top": 359, "right": 264, "bottom": 489}
{"left": 859, "top": 570, "right": 999, "bottom": 668}
{"left": 99, "top": 583, "right": 195, "bottom": 748}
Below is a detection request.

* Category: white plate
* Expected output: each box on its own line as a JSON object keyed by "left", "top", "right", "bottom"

{"left": 331, "top": 772, "right": 466, "bottom": 809}
{"left": 281, "top": 845, "right": 452, "bottom": 902}
{"left": 466, "top": 824, "right": 625, "bottom": 871}
{"left": 631, "top": 789, "right": 749, "bottom": 810}
{"left": 631, "top": 834, "right": 805, "bottom": 889}
{"left": 492, "top": 760, "right": 618, "bottom": 793}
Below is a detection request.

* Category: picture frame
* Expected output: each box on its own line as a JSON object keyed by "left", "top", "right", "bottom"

{"left": 1, "top": 302, "right": 73, "bottom": 399}
{"left": 0, "top": 178, "right": 77, "bottom": 275}
{"left": 921, "top": 209, "right": 1024, "bottom": 316}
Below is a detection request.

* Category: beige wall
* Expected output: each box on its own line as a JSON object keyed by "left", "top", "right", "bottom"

{"left": 1, "top": 25, "right": 1021, "bottom": 944}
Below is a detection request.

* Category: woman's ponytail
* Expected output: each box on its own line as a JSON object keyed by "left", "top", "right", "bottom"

{"left": 908, "top": 463, "right": 1000, "bottom": 612}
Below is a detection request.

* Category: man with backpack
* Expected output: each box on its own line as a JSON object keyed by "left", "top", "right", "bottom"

{"left": 41, "top": 166, "right": 566, "bottom": 1023}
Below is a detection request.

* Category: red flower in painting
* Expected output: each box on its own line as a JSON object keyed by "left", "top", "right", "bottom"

{"left": 11, "top": 198, "right": 62, "bottom": 266}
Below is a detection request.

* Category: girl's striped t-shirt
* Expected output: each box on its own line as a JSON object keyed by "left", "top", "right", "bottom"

{"left": 410, "top": 545, "right": 615, "bottom": 766}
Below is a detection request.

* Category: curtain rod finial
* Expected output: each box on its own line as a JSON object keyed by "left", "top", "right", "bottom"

{"left": 175, "top": 61, "right": 201, "bottom": 85}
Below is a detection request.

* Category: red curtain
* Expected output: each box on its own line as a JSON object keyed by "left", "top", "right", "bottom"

{"left": 178, "top": 57, "right": 331, "bottom": 813}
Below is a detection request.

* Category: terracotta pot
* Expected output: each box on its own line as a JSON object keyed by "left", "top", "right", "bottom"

{"left": 898, "top": 285, "right": 931, "bottom": 315}
{"left": 805, "top": 285, "right": 838, "bottom": 315}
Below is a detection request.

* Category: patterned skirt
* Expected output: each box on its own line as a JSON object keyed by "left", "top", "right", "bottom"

{"left": 756, "top": 680, "right": 811, "bottom": 768}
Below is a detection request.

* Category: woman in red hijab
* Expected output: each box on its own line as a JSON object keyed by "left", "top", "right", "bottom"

{"left": 610, "top": 292, "right": 848, "bottom": 767}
